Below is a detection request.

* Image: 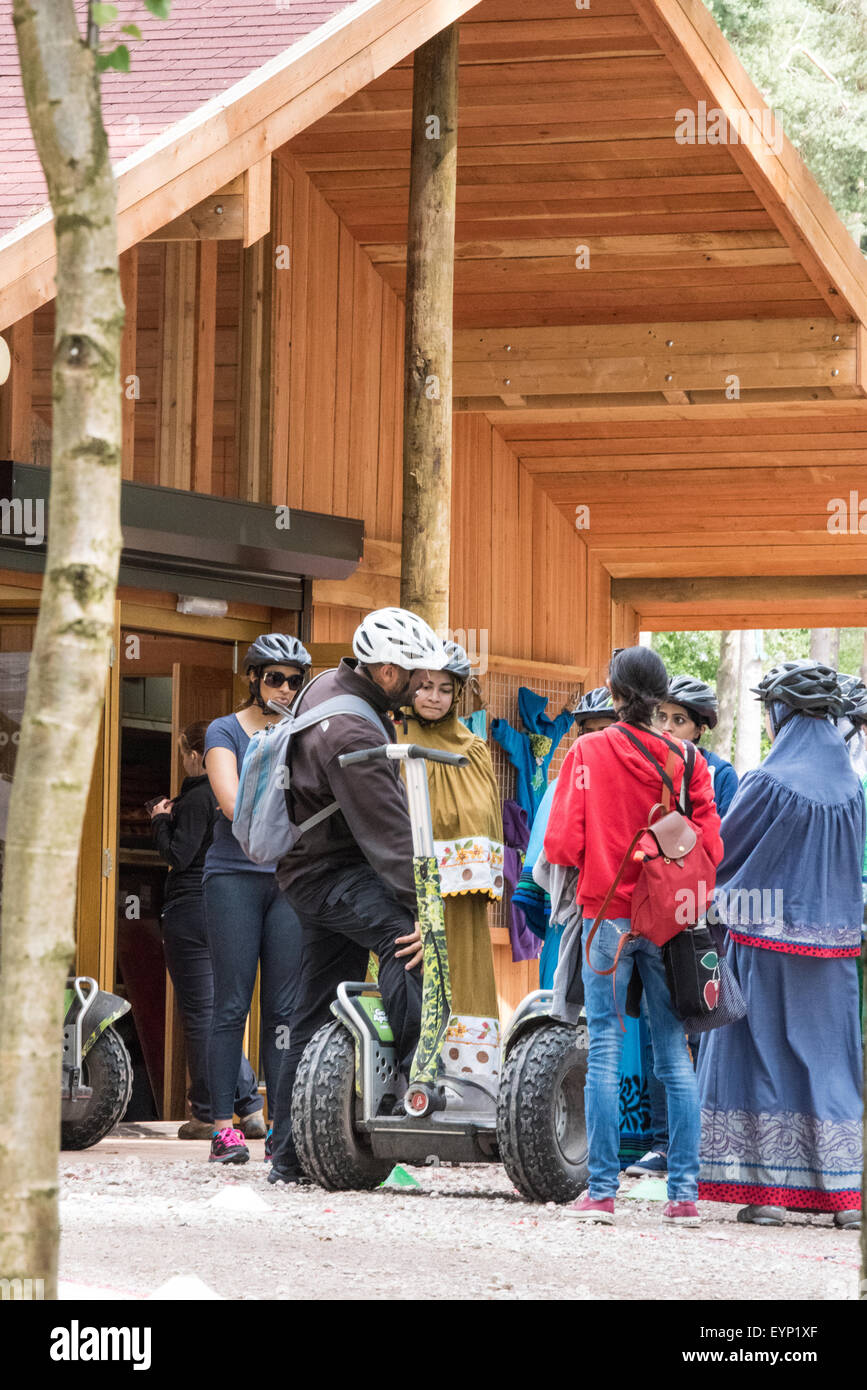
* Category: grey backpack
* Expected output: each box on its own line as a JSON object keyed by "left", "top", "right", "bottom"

{"left": 232, "top": 692, "right": 386, "bottom": 864}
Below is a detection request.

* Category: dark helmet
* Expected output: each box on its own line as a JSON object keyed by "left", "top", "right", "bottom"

{"left": 751, "top": 659, "right": 843, "bottom": 718}
{"left": 836, "top": 673, "right": 867, "bottom": 732}
{"left": 665, "top": 675, "right": 719, "bottom": 730}
{"left": 442, "top": 640, "right": 471, "bottom": 684}
{"left": 242, "top": 633, "right": 311, "bottom": 675}
{"left": 573, "top": 686, "right": 617, "bottom": 726}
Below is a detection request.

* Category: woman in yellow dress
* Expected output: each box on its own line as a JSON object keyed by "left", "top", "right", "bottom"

{"left": 396, "top": 642, "right": 503, "bottom": 1043}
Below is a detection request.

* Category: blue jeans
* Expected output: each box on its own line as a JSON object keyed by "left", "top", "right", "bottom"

{"left": 582, "top": 917, "right": 700, "bottom": 1201}
{"left": 161, "top": 894, "right": 262, "bottom": 1122}
{"left": 204, "top": 872, "right": 302, "bottom": 1122}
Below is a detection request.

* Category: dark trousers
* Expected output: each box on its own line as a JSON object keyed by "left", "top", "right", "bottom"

{"left": 204, "top": 871, "right": 303, "bottom": 1121}
{"left": 270, "top": 864, "right": 421, "bottom": 1172}
{"left": 160, "top": 895, "right": 261, "bottom": 1122}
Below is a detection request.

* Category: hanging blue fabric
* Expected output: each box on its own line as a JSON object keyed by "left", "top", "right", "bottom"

{"left": 491, "top": 687, "right": 574, "bottom": 823}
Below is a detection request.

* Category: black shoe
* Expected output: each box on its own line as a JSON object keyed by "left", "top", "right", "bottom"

{"left": 267, "top": 1164, "right": 311, "bottom": 1186}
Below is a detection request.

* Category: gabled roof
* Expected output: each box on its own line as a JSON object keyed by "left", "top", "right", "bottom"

{"left": 0, "top": 0, "right": 353, "bottom": 236}
{"left": 1, "top": 0, "right": 482, "bottom": 329}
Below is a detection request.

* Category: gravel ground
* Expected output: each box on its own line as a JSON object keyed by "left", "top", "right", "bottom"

{"left": 57, "top": 1125, "right": 860, "bottom": 1301}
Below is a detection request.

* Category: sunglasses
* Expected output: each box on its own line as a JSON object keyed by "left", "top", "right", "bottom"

{"left": 260, "top": 670, "right": 305, "bottom": 691}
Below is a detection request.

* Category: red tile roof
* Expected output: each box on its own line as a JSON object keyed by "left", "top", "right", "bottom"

{"left": 0, "top": 0, "right": 353, "bottom": 238}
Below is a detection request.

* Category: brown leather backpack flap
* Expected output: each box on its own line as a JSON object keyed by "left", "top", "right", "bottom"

{"left": 647, "top": 808, "right": 696, "bottom": 860}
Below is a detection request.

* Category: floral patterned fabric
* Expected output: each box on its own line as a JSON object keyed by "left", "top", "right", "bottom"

{"left": 435, "top": 835, "right": 504, "bottom": 899}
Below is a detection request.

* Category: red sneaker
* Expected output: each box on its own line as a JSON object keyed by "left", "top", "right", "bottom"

{"left": 662, "top": 1200, "right": 700, "bottom": 1227}
{"left": 564, "top": 1192, "right": 616, "bottom": 1224}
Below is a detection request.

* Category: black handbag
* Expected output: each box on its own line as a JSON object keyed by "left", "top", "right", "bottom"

{"left": 662, "top": 921, "right": 724, "bottom": 1021}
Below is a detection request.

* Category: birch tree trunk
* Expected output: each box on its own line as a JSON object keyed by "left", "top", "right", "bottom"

{"left": 708, "top": 628, "right": 739, "bottom": 762}
{"left": 400, "top": 25, "right": 458, "bottom": 633}
{"left": 809, "top": 627, "right": 840, "bottom": 669}
{"left": 734, "top": 629, "right": 763, "bottom": 775}
{"left": 0, "top": 1, "right": 124, "bottom": 1295}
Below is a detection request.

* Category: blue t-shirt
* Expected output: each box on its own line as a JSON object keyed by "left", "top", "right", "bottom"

{"left": 203, "top": 713, "right": 276, "bottom": 877}
{"left": 698, "top": 746, "right": 739, "bottom": 818}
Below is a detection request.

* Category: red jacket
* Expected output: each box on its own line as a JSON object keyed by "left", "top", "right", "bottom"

{"left": 543, "top": 723, "right": 724, "bottom": 920}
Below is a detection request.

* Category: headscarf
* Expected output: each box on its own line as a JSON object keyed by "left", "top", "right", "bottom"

{"left": 714, "top": 712, "right": 865, "bottom": 954}
{"left": 397, "top": 703, "right": 502, "bottom": 843}
{"left": 396, "top": 698, "right": 504, "bottom": 897}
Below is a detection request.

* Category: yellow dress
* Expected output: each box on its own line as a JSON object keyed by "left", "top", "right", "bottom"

{"left": 397, "top": 707, "right": 502, "bottom": 1019}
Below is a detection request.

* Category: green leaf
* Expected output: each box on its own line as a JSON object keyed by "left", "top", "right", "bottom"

{"left": 121, "top": 23, "right": 142, "bottom": 39}
{"left": 97, "top": 43, "right": 130, "bottom": 72}
{"left": 144, "top": 0, "right": 172, "bottom": 17}
{"left": 91, "top": 2, "right": 118, "bottom": 23}
{"left": 700, "top": 951, "right": 718, "bottom": 970}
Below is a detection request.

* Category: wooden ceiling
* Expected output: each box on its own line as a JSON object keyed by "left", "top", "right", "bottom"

{"left": 289, "top": 0, "right": 867, "bottom": 623}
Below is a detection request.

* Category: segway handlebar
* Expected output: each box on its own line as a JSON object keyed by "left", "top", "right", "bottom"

{"left": 338, "top": 744, "right": 469, "bottom": 768}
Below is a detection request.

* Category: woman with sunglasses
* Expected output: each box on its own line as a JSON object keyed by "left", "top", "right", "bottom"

{"left": 202, "top": 634, "right": 310, "bottom": 1165}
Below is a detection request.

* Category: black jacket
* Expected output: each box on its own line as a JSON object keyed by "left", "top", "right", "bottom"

{"left": 276, "top": 659, "right": 416, "bottom": 913}
{"left": 152, "top": 774, "right": 217, "bottom": 907}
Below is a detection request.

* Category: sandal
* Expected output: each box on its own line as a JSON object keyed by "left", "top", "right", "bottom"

{"left": 736, "top": 1204, "right": 785, "bottom": 1226}
{"left": 833, "top": 1209, "right": 861, "bottom": 1230}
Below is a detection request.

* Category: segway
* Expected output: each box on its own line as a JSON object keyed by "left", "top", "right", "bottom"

{"left": 290, "top": 743, "right": 590, "bottom": 1201}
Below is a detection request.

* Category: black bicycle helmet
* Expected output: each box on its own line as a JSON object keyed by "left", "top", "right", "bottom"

{"left": 751, "top": 659, "right": 843, "bottom": 718}
{"left": 665, "top": 675, "right": 719, "bottom": 730}
{"left": 442, "top": 639, "right": 472, "bottom": 684}
{"left": 243, "top": 633, "right": 311, "bottom": 675}
{"left": 836, "top": 673, "right": 867, "bottom": 733}
{"left": 573, "top": 686, "right": 617, "bottom": 725}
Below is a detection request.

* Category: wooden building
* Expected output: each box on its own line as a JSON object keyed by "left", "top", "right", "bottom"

{"left": 1, "top": 0, "right": 866, "bottom": 1115}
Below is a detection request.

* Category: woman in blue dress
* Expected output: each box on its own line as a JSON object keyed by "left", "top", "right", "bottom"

{"left": 698, "top": 660, "right": 863, "bottom": 1228}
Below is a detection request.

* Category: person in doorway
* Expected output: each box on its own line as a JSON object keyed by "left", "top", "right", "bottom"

{"left": 544, "top": 646, "right": 723, "bottom": 1227}
{"left": 628, "top": 674, "right": 739, "bottom": 1178}
{"left": 698, "top": 660, "right": 864, "bottom": 1229}
{"left": 395, "top": 640, "right": 502, "bottom": 1025}
{"left": 150, "top": 721, "right": 264, "bottom": 1141}
{"left": 267, "top": 607, "right": 448, "bottom": 1186}
{"left": 203, "top": 634, "right": 310, "bottom": 1165}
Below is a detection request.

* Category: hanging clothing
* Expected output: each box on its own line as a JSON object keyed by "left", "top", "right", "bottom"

{"left": 459, "top": 709, "right": 487, "bottom": 740}
{"left": 698, "top": 712, "right": 865, "bottom": 1213}
{"left": 512, "top": 777, "right": 558, "bottom": 938}
{"left": 501, "top": 798, "right": 539, "bottom": 963}
{"left": 491, "top": 687, "right": 575, "bottom": 823}
{"left": 396, "top": 707, "right": 501, "bottom": 1017}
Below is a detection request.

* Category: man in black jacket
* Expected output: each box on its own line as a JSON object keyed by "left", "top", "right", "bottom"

{"left": 268, "top": 607, "right": 448, "bottom": 1184}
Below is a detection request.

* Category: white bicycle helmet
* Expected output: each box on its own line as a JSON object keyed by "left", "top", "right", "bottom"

{"left": 353, "top": 607, "right": 449, "bottom": 671}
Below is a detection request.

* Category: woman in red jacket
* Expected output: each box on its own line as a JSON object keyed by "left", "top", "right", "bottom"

{"left": 544, "top": 646, "right": 723, "bottom": 1227}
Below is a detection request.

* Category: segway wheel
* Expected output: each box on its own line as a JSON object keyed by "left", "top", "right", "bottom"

{"left": 60, "top": 1026, "right": 133, "bottom": 1151}
{"left": 291, "top": 1019, "right": 392, "bottom": 1191}
{"left": 497, "top": 1022, "right": 589, "bottom": 1204}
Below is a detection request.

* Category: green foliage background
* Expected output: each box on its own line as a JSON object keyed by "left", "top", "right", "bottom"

{"left": 704, "top": 0, "right": 867, "bottom": 244}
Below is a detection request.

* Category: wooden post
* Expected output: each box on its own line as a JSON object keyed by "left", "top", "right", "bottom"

{"left": 400, "top": 25, "right": 459, "bottom": 631}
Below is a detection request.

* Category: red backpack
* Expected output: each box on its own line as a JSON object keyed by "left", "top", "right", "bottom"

{"left": 584, "top": 728, "right": 717, "bottom": 1021}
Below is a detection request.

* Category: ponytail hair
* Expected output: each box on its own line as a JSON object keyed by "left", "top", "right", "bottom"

{"left": 608, "top": 646, "right": 669, "bottom": 729}
{"left": 180, "top": 720, "right": 209, "bottom": 757}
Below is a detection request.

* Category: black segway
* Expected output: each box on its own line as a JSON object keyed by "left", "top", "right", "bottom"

{"left": 290, "top": 743, "right": 589, "bottom": 1199}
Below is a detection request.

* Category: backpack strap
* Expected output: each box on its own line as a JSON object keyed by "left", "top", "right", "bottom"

{"left": 286, "top": 694, "right": 392, "bottom": 836}
{"left": 616, "top": 725, "right": 680, "bottom": 803}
